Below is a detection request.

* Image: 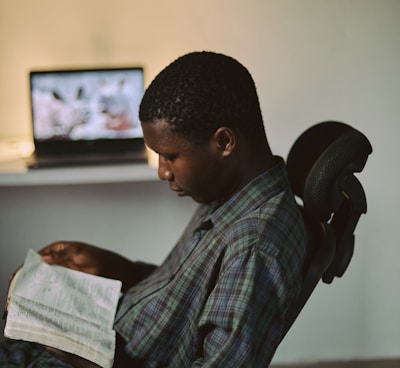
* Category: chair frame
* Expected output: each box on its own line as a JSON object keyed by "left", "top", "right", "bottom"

{"left": 282, "top": 121, "right": 372, "bottom": 336}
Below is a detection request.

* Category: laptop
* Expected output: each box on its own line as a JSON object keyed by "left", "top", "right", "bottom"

{"left": 26, "top": 66, "right": 147, "bottom": 169}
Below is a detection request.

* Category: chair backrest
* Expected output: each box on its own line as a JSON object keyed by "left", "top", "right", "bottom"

{"left": 282, "top": 121, "right": 372, "bottom": 336}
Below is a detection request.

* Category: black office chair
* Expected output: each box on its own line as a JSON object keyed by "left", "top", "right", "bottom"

{"left": 282, "top": 121, "right": 373, "bottom": 337}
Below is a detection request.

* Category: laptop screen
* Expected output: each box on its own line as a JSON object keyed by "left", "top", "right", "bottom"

{"left": 29, "top": 67, "right": 145, "bottom": 154}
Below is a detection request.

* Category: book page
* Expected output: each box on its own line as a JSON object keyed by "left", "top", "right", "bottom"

{"left": 4, "top": 249, "right": 122, "bottom": 368}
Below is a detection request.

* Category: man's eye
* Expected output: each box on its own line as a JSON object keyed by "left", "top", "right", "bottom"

{"left": 163, "top": 154, "right": 177, "bottom": 162}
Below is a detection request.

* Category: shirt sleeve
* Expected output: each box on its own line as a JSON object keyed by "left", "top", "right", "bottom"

{"left": 192, "top": 247, "right": 291, "bottom": 367}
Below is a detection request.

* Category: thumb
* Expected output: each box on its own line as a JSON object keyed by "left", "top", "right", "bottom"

{"left": 45, "top": 346, "right": 101, "bottom": 368}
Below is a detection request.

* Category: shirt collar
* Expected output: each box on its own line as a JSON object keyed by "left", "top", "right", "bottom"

{"left": 205, "top": 157, "right": 289, "bottom": 231}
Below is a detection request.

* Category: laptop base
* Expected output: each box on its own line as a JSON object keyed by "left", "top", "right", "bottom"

{"left": 27, "top": 151, "right": 147, "bottom": 169}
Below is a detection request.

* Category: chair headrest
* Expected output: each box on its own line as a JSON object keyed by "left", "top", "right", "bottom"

{"left": 287, "top": 121, "right": 373, "bottom": 221}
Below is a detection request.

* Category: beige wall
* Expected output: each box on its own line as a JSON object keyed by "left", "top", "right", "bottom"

{"left": 1, "top": 0, "right": 399, "bottom": 364}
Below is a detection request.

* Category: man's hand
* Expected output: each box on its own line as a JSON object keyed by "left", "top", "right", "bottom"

{"left": 45, "top": 347, "right": 101, "bottom": 368}
{"left": 39, "top": 241, "right": 107, "bottom": 276}
{"left": 39, "top": 240, "right": 142, "bottom": 291}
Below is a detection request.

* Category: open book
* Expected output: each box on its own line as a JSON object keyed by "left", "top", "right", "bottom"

{"left": 4, "top": 249, "right": 122, "bottom": 368}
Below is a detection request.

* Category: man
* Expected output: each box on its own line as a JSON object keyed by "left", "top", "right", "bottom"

{"left": 1, "top": 51, "right": 307, "bottom": 367}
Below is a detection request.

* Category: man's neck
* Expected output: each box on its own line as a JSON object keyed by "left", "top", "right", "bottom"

{"left": 216, "top": 151, "right": 277, "bottom": 207}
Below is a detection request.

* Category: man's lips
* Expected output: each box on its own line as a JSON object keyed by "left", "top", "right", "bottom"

{"left": 170, "top": 185, "right": 185, "bottom": 195}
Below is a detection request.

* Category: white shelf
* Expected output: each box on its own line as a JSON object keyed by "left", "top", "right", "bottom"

{"left": 0, "top": 162, "right": 158, "bottom": 186}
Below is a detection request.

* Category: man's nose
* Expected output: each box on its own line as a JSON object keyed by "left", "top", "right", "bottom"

{"left": 158, "top": 156, "right": 172, "bottom": 181}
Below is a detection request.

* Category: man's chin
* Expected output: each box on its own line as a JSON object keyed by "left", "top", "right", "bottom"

{"left": 172, "top": 189, "right": 213, "bottom": 204}
{"left": 190, "top": 195, "right": 214, "bottom": 204}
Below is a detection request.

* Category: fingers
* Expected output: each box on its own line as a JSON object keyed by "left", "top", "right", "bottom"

{"left": 39, "top": 241, "right": 68, "bottom": 257}
{"left": 38, "top": 241, "right": 103, "bottom": 275}
{"left": 45, "top": 346, "right": 101, "bottom": 368}
{"left": 9, "top": 265, "right": 22, "bottom": 281}
{"left": 40, "top": 241, "right": 75, "bottom": 266}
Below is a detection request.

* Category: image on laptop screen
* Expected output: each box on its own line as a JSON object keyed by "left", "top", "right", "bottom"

{"left": 30, "top": 67, "right": 144, "bottom": 143}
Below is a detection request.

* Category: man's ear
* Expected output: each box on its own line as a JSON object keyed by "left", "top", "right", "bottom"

{"left": 213, "top": 127, "right": 236, "bottom": 157}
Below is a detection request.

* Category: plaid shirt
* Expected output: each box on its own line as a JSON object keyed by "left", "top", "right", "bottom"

{"left": 114, "top": 157, "right": 308, "bottom": 367}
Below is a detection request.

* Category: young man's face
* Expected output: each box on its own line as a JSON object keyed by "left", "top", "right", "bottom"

{"left": 142, "top": 120, "right": 230, "bottom": 204}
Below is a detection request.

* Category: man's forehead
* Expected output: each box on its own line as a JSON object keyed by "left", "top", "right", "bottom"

{"left": 141, "top": 120, "right": 190, "bottom": 151}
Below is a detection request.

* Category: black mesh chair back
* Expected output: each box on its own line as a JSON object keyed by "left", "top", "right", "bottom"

{"left": 282, "top": 121, "right": 372, "bottom": 336}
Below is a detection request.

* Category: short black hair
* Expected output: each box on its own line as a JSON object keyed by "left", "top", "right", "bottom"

{"left": 139, "top": 51, "right": 267, "bottom": 145}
